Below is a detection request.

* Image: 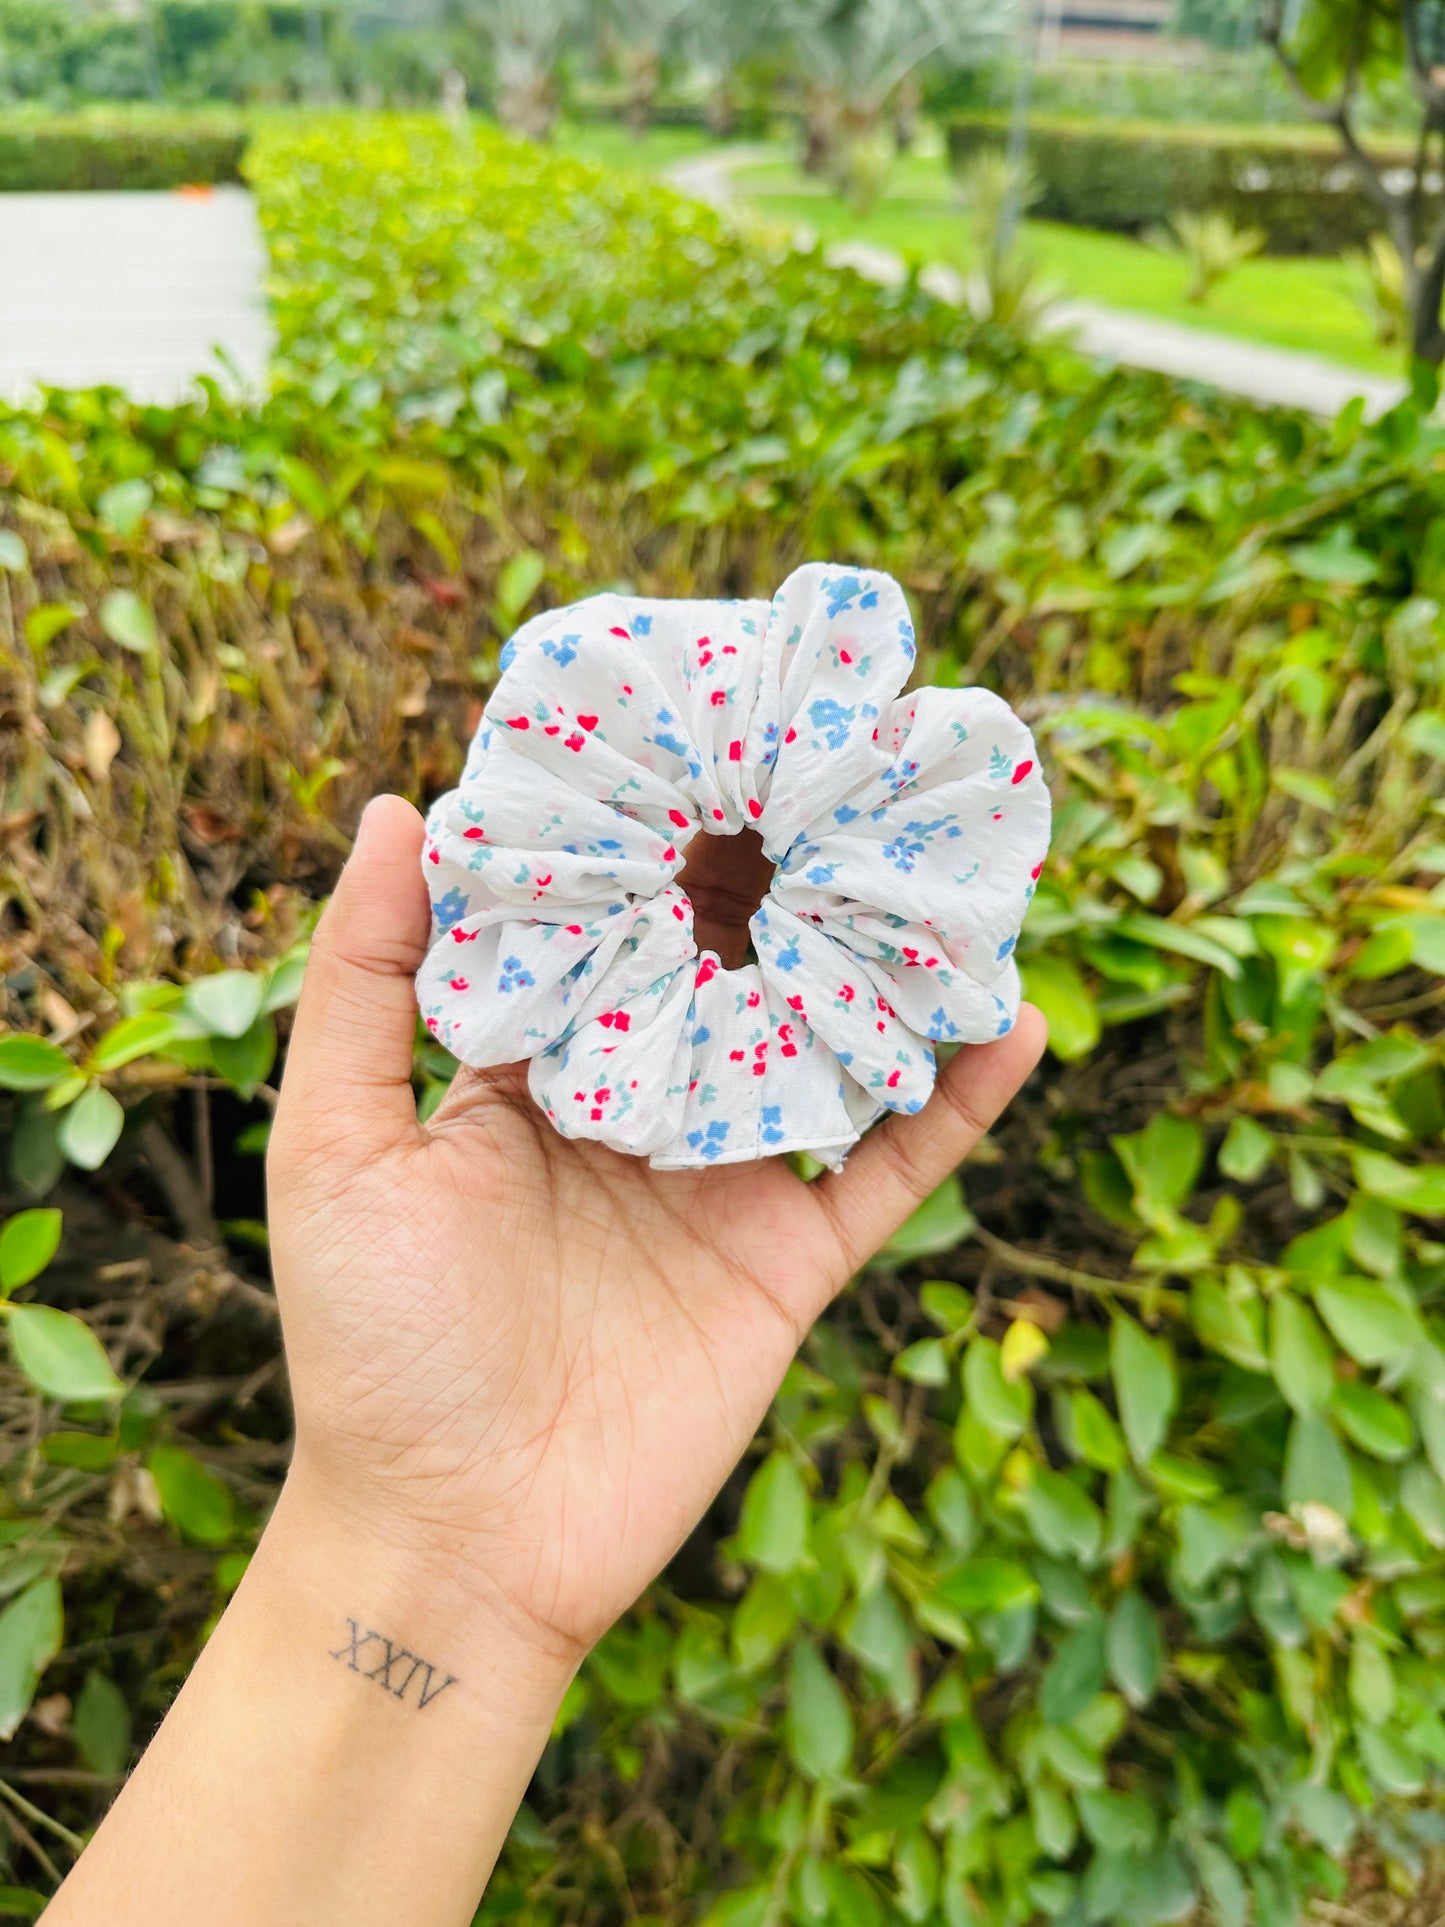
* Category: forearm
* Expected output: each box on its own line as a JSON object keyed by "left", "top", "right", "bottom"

{"left": 46, "top": 1474, "right": 572, "bottom": 1927}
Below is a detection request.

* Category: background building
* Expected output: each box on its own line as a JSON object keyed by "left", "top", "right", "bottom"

{"left": 1039, "top": 0, "right": 1200, "bottom": 63}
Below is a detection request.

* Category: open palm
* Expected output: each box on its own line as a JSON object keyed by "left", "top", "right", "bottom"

{"left": 268, "top": 796, "right": 1045, "bottom": 1665}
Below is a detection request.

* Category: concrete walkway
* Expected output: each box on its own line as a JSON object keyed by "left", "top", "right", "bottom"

{"left": 1053, "top": 301, "right": 1405, "bottom": 417}
{"left": 667, "top": 146, "right": 777, "bottom": 207}
{"left": 668, "top": 149, "right": 1409, "bottom": 420}
{"left": 0, "top": 187, "right": 272, "bottom": 405}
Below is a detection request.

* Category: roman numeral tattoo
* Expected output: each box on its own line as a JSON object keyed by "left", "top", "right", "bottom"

{"left": 329, "top": 1619, "right": 459, "bottom": 1710}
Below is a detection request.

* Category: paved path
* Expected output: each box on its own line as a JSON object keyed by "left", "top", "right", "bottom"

{"left": 666, "top": 146, "right": 777, "bottom": 208}
{"left": 1051, "top": 301, "right": 1405, "bottom": 417}
{"left": 0, "top": 187, "right": 272, "bottom": 405}
{"left": 669, "top": 150, "right": 1409, "bottom": 420}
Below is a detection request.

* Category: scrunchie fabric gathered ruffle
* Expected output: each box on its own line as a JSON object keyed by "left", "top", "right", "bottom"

{"left": 417, "top": 564, "right": 1050, "bottom": 1170}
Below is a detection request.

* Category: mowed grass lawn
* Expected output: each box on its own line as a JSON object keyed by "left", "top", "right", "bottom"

{"left": 553, "top": 120, "right": 715, "bottom": 173}
{"left": 742, "top": 185, "right": 1395, "bottom": 373}
{"left": 555, "top": 125, "right": 1395, "bottom": 374}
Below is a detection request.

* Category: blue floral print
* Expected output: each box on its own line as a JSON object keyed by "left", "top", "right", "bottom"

{"left": 433, "top": 886, "right": 470, "bottom": 931}
{"left": 686, "top": 1120, "right": 731, "bottom": 1161}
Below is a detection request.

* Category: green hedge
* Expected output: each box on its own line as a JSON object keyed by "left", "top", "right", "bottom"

{"left": 926, "top": 53, "right": 1309, "bottom": 129}
{"left": 5, "top": 117, "right": 1445, "bottom": 1924}
{"left": 0, "top": 112, "right": 247, "bottom": 189}
{"left": 945, "top": 112, "right": 1427, "bottom": 254}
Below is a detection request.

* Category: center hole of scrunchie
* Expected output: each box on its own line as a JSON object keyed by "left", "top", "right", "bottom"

{"left": 675, "top": 826, "right": 776, "bottom": 971}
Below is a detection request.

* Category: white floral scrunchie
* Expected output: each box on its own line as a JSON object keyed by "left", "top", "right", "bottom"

{"left": 417, "top": 564, "right": 1050, "bottom": 1169}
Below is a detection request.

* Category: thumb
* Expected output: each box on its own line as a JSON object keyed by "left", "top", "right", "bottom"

{"left": 274, "top": 794, "right": 430, "bottom": 1161}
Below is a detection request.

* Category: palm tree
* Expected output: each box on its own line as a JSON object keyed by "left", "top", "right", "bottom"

{"left": 786, "top": 0, "right": 1013, "bottom": 199}
{"left": 473, "top": 0, "right": 580, "bottom": 141}
{"left": 608, "top": 0, "right": 699, "bottom": 134}
{"left": 684, "top": 0, "right": 786, "bottom": 137}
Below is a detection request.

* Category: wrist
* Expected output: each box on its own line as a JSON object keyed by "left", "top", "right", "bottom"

{"left": 52, "top": 1459, "right": 577, "bottom": 1926}
{"left": 253, "top": 1462, "right": 581, "bottom": 1726}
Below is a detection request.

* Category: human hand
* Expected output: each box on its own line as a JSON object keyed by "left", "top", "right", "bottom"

{"left": 46, "top": 797, "right": 1044, "bottom": 1927}
{"left": 267, "top": 795, "right": 1046, "bottom": 1672}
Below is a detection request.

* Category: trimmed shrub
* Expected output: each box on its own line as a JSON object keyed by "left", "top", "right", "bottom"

{"left": 4, "top": 117, "right": 1445, "bottom": 1923}
{"left": 927, "top": 52, "right": 1308, "bottom": 128}
{"left": 0, "top": 111, "right": 247, "bottom": 189}
{"left": 945, "top": 112, "right": 1436, "bottom": 254}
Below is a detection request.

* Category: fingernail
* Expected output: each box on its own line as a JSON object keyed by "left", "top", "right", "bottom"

{"left": 353, "top": 795, "right": 387, "bottom": 851}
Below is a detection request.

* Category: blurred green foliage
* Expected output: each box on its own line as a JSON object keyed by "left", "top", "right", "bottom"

{"left": 0, "top": 0, "right": 482, "bottom": 108}
{"left": 5, "top": 115, "right": 1445, "bottom": 1922}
